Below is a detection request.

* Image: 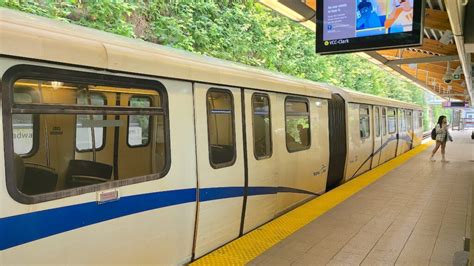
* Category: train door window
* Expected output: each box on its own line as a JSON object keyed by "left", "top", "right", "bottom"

{"left": 285, "top": 97, "right": 310, "bottom": 152}
{"left": 419, "top": 112, "right": 423, "bottom": 129}
{"left": 128, "top": 96, "right": 151, "bottom": 147}
{"left": 400, "top": 110, "right": 406, "bottom": 131}
{"left": 375, "top": 107, "right": 380, "bottom": 137}
{"left": 388, "top": 108, "right": 396, "bottom": 134}
{"left": 406, "top": 111, "right": 412, "bottom": 131}
{"left": 76, "top": 93, "right": 106, "bottom": 151}
{"left": 359, "top": 106, "right": 370, "bottom": 139}
{"left": 7, "top": 74, "right": 168, "bottom": 204}
{"left": 207, "top": 89, "right": 236, "bottom": 168}
{"left": 12, "top": 92, "right": 36, "bottom": 155}
{"left": 382, "top": 108, "right": 387, "bottom": 136}
{"left": 252, "top": 93, "right": 272, "bottom": 159}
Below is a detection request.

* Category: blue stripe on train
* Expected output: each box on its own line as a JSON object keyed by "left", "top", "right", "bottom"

{"left": 0, "top": 186, "right": 316, "bottom": 250}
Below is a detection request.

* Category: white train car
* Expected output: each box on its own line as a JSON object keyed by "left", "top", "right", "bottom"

{"left": 323, "top": 85, "right": 423, "bottom": 188}
{"left": 0, "top": 8, "right": 332, "bottom": 264}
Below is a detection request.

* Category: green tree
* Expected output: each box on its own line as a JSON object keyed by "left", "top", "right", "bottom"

{"left": 0, "top": 0, "right": 433, "bottom": 110}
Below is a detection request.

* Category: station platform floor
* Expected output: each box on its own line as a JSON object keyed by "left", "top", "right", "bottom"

{"left": 192, "top": 130, "right": 473, "bottom": 265}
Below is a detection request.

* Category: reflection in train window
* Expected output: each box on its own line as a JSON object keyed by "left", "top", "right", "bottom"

{"left": 417, "top": 112, "right": 423, "bottom": 129}
{"left": 382, "top": 108, "right": 387, "bottom": 136}
{"left": 128, "top": 96, "right": 151, "bottom": 147}
{"left": 207, "top": 89, "right": 235, "bottom": 168}
{"left": 252, "top": 93, "right": 272, "bottom": 159}
{"left": 400, "top": 110, "right": 406, "bottom": 131}
{"left": 375, "top": 107, "right": 380, "bottom": 137}
{"left": 10, "top": 78, "right": 167, "bottom": 198}
{"left": 406, "top": 111, "right": 412, "bottom": 131}
{"left": 359, "top": 106, "right": 370, "bottom": 139}
{"left": 388, "top": 108, "right": 397, "bottom": 134}
{"left": 285, "top": 98, "right": 310, "bottom": 152}
{"left": 76, "top": 93, "right": 106, "bottom": 151}
{"left": 12, "top": 92, "right": 35, "bottom": 155}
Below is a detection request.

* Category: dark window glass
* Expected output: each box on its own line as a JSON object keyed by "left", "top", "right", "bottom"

{"left": 406, "top": 111, "right": 412, "bottom": 131}
{"left": 400, "top": 110, "right": 406, "bottom": 131}
{"left": 128, "top": 97, "right": 151, "bottom": 147}
{"left": 285, "top": 98, "right": 310, "bottom": 152}
{"left": 359, "top": 106, "right": 370, "bottom": 139}
{"left": 252, "top": 94, "right": 272, "bottom": 159}
{"left": 388, "top": 108, "right": 397, "bottom": 134}
{"left": 76, "top": 94, "right": 106, "bottom": 151}
{"left": 382, "top": 108, "right": 387, "bottom": 136}
{"left": 375, "top": 107, "right": 380, "bottom": 137}
{"left": 418, "top": 112, "right": 423, "bottom": 129}
{"left": 207, "top": 89, "right": 235, "bottom": 168}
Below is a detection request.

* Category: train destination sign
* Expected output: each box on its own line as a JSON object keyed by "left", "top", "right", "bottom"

{"left": 316, "top": 0, "right": 424, "bottom": 55}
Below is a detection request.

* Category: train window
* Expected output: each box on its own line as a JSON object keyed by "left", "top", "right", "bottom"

{"left": 418, "top": 112, "right": 423, "bottom": 129}
{"left": 359, "top": 106, "right": 370, "bottom": 139}
{"left": 207, "top": 89, "right": 236, "bottom": 168}
{"left": 388, "top": 108, "right": 397, "bottom": 134}
{"left": 406, "top": 111, "right": 412, "bottom": 131}
{"left": 252, "top": 93, "right": 272, "bottom": 159}
{"left": 382, "top": 108, "right": 387, "bottom": 136}
{"left": 285, "top": 98, "right": 310, "bottom": 152}
{"left": 128, "top": 96, "right": 151, "bottom": 147}
{"left": 8, "top": 75, "right": 168, "bottom": 203}
{"left": 375, "top": 107, "right": 380, "bottom": 137}
{"left": 400, "top": 110, "right": 406, "bottom": 131}
{"left": 12, "top": 92, "right": 35, "bottom": 155}
{"left": 76, "top": 93, "right": 106, "bottom": 151}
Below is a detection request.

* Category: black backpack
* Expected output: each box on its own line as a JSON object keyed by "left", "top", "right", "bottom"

{"left": 431, "top": 127, "right": 436, "bottom": 140}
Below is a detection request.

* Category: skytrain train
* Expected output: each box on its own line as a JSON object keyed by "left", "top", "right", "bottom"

{"left": 0, "top": 8, "right": 423, "bottom": 264}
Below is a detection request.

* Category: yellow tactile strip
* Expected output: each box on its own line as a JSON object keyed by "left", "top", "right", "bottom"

{"left": 191, "top": 141, "right": 434, "bottom": 265}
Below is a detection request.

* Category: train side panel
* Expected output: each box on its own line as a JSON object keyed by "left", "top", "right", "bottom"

{"left": 0, "top": 60, "right": 197, "bottom": 265}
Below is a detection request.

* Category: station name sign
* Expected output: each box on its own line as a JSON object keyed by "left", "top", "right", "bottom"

{"left": 316, "top": 0, "right": 425, "bottom": 55}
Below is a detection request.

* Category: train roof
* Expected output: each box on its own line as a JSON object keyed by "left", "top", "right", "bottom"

{"left": 0, "top": 8, "right": 331, "bottom": 99}
{"left": 320, "top": 84, "right": 423, "bottom": 110}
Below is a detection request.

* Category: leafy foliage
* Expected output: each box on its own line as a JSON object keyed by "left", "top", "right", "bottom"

{"left": 1, "top": 0, "right": 438, "bottom": 125}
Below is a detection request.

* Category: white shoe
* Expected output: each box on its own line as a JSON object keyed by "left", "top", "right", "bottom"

{"left": 430, "top": 157, "right": 436, "bottom": 162}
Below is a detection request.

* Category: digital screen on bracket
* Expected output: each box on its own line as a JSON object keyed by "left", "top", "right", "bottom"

{"left": 316, "top": 0, "right": 425, "bottom": 55}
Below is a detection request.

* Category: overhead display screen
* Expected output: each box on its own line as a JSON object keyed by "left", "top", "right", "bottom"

{"left": 316, "top": 0, "right": 424, "bottom": 55}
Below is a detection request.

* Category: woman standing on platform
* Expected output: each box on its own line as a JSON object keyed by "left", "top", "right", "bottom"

{"left": 430, "top": 115, "right": 453, "bottom": 162}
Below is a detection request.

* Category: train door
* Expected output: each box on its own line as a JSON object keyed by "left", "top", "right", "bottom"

{"left": 396, "top": 109, "right": 406, "bottom": 156}
{"left": 380, "top": 107, "right": 397, "bottom": 163}
{"left": 241, "top": 91, "right": 278, "bottom": 234}
{"left": 193, "top": 84, "right": 245, "bottom": 258}
{"left": 406, "top": 110, "right": 413, "bottom": 149}
{"left": 371, "top": 106, "right": 382, "bottom": 168}
{"left": 345, "top": 104, "right": 373, "bottom": 179}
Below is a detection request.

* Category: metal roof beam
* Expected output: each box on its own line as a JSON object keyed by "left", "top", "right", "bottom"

{"left": 365, "top": 51, "right": 446, "bottom": 99}
{"left": 386, "top": 55, "right": 460, "bottom": 65}
{"left": 445, "top": 0, "right": 473, "bottom": 106}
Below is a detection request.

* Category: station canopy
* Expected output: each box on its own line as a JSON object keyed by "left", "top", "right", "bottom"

{"left": 259, "top": 0, "right": 474, "bottom": 106}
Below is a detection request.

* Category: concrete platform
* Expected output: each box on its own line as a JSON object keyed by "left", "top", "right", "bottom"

{"left": 249, "top": 130, "right": 473, "bottom": 265}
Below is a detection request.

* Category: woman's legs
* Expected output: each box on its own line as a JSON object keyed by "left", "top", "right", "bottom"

{"left": 430, "top": 141, "right": 441, "bottom": 160}
{"left": 441, "top": 142, "right": 448, "bottom": 162}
